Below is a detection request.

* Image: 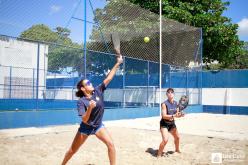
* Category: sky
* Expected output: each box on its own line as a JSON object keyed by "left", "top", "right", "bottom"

{"left": 0, "top": 0, "right": 107, "bottom": 43}
{"left": 0, "top": 0, "right": 247, "bottom": 43}
{"left": 223, "top": 0, "right": 248, "bottom": 42}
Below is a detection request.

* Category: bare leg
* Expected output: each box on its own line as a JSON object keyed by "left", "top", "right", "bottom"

{"left": 95, "top": 127, "right": 116, "bottom": 165}
{"left": 170, "top": 128, "right": 180, "bottom": 153}
{"left": 61, "top": 132, "right": 88, "bottom": 165}
{"left": 157, "top": 128, "right": 169, "bottom": 157}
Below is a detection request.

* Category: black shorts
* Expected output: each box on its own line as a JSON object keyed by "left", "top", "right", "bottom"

{"left": 160, "top": 119, "right": 176, "bottom": 132}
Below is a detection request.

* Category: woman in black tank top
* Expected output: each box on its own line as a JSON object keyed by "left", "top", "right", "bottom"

{"left": 157, "top": 88, "right": 184, "bottom": 157}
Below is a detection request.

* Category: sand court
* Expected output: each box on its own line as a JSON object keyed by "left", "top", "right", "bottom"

{"left": 0, "top": 113, "right": 248, "bottom": 165}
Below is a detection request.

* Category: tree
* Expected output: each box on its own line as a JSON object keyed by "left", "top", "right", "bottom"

{"left": 19, "top": 24, "right": 85, "bottom": 74}
{"left": 20, "top": 24, "right": 59, "bottom": 43}
{"left": 128, "top": 0, "right": 245, "bottom": 69}
{"left": 54, "top": 26, "right": 74, "bottom": 46}
{"left": 20, "top": 24, "right": 73, "bottom": 45}
{"left": 234, "top": 42, "right": 248, "bottom": 69}
{"left": 55, "top": 26, "right": 70, "bottom": 38}
{"left": 244, "top": 42, "right": 248, "bottom": 50}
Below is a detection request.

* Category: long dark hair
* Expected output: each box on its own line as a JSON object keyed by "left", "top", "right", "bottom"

{"left": 76, "top": 79, "right": 85, "bottom": 98}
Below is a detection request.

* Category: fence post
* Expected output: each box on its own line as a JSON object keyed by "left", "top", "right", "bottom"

{"left": 186, "top": 68, "right": 189, "bottom": 97}
{"left": 54, "top": 72, "right": 56, "bottom": 99}
{"left": 83, "top": 0, "right": 87, "bottom": 78}
{"left": 122, "top": 57, "right": 126, "bottom": 108}
{"left": 168, "top": 65, "right": 171, "bottom": 88}
{"left": 33, "top": 68, "right": 35, "bottom": 99}
{"left": 200, "top": 28, "right": 203, "bottom": 106}
{"left": 147, "top": 61, "right": 149, "bottom": 106}
{"left": 9, "top": 66, "right": 12, "bottom": 98}
{"left": 71, "top": 73, "right": 74, "bottom": 101}
{"left": 36, "top": 43, "right": 40, "bottom": 111}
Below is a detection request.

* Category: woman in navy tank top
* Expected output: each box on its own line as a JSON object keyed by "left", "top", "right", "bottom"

{"left": 61, "top": 54, "right": 123, "bottom": 165}
{"left": 157, "top": 88, "right": 185, "bottom": 157}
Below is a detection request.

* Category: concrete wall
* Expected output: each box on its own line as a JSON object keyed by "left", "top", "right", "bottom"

{"left": 0, "top": 37, "right": 48, "bottom": 99}
{"left": 202, "top": 88, "right": 248, "bottom": 114}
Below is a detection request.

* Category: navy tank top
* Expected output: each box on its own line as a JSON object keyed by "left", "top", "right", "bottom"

{"left": 77, "top": 83, "right": 106, "bottom": 128}
{"left": 163, "top": 99, "right": 177, "bottom": 115}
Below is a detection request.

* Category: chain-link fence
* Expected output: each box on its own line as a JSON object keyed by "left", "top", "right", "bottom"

{"left": 0, "top": 42, "right": 201, "bottom": 110}
{"left": 0, "top": 0, "right": 202, "bottom": 112}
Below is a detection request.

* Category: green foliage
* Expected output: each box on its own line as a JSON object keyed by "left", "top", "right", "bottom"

{"left": 19, "top": 24, "right": 84, "bottom": 74}
{"left": 20, "top": 24, "right": 59, "bottom": 43}
{"left": 19, "top": 0, "right": 247, "bottom": 75}
{"left": 55, "top": 26, "right": 70, "bottom": 38}
{"left": 128, "top": 0, "right": 245, "bottom": 69}
{"left": 244, "top": 42, "right": 248, "bottom": 50}
{"left": 231, "top": 41, "right": 248, "bottom": 69}
{"left": 20, "top": 24, "right": 75, "bottom": 46}
{"left": 47, "top": 46, "right": 84, "bottom": 73}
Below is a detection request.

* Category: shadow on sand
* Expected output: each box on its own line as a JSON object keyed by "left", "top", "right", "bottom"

{"left": 146, "top": 148, "right": 176, "bottom": 157}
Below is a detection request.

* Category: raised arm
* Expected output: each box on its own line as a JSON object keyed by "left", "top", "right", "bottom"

{"left": 103, "top": 55, "right": 123, "bottom": 87}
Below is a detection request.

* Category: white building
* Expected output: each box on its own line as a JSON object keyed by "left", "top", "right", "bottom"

{"left": 0, "top": 36, "right": 48, "bottom": 99}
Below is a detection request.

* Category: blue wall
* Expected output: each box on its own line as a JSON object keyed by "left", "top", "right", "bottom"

{"left": 1, "top": 69, "right": 248, "bottom": 129}
{"left": 202, "top": 70, "right": 248, "bottom": 88}
{"left": 0, "top": 99, "right": 158, "bottom": 111}
{"left": 46, "top": 70, "right": 248, "bottom": 89}
{"left": 203, "top": 105, "right": 248, "bottom": 115}
{"left": 0, "top": 106, "right": 202, "bottom": 129}
{"left": 201, "top": 70, "right": 248, "bottom": 115}
{"left": 0, "top": 99, "right": 77, "bottom": 111}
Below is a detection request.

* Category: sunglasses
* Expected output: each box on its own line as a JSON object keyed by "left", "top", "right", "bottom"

{"left": 83, "top": 80, "right": 92, "bottom": 87}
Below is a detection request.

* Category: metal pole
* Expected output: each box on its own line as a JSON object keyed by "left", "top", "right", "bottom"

{"left": 200, "top": 28, "right": 203, "bottom": 106}
{"left": 72, "top": 72, "right": 74, "bottom": 101}
{"left": 147, "top": 61, "right": 150, "bottom": 106}
{"left": 36, "top": 43, "right": 40, "bottom": 111}
{"left": 9, "top": 66, "right": 12, "bottom": 98}
{"left": 186, "top": 68, "right": 189, "bottom": 96}
{"left": 33, "top": 68, "right": 35, "bottom": 99}
{"left": 122, "top": 57, "right": 126, "bottom": 108}
{"left": 54, "top": 72, "right": 56, "bottom": 99}
{"left": 168, "top": 65, "right": 171, "bottom": 87}
{"left": 83, "top": 0, "right": 87, "bottom": 78}
{"left": 159, "top": 0, "right": 162, "bottom": 116}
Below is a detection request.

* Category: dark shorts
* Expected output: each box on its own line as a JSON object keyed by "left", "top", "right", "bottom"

{"left": 78, "top": 122, "right": 104, "bottom": 135}
{"left": 160, "top": 119, "right": 176, "bottom": 132}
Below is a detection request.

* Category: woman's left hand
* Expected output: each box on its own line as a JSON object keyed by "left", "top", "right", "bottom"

{"left": 179, "top": 112, "right": 185, "bottom": 117}
{"left": 175, "top": 112, "right": 184, "bottom": 118}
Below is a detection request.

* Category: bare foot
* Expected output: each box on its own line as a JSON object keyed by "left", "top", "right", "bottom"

{"left": 175, "top": 150, "right": 181, "bottom": 153}
{"left": 157, "top": 150, "right": 165, "bottom": 157}
{"left": 157, "top": 152, "right": 162, "bottom": 157}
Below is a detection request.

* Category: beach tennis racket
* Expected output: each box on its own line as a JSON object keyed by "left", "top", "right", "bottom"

{"left": 178, "top": 95, "right": 189, "bottom": 113}
{"left": 111, "top": 32, "right": 121, "bottom": 55}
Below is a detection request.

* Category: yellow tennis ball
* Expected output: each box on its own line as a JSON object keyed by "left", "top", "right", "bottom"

{"left": 144, "top": 37, "right": 150, "bottom": 43}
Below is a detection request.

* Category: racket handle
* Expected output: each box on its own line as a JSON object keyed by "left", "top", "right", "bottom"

{"left": 115, "top": 48, "right": 121, "bottom": 56}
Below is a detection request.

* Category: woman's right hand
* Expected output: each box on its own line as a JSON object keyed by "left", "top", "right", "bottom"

{"left": 89, "top": 100, "right": 96, "bottom": 109}
{"left": 175, "top": 112, "right": 184, "bottom": 118}
{"left": 117, "top": 55, "right": 123, "bottom": 64}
